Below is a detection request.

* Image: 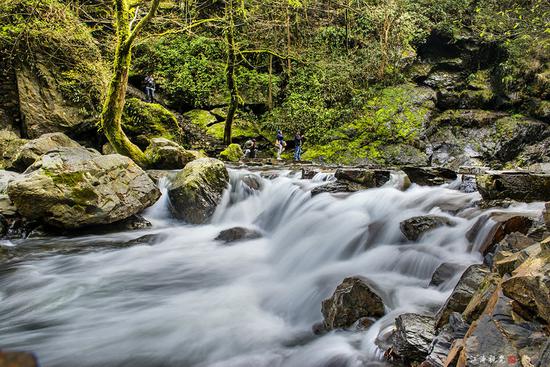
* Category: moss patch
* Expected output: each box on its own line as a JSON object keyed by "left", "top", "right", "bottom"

{"left": 219, "top": 144, "right": 243, "bottom": 162}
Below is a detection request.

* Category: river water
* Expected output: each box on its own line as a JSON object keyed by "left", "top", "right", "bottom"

{"left": 0, "top": 169, "right": 543, "bottom": 367}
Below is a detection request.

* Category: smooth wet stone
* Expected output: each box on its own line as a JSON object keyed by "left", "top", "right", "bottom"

{"left": 391, "top": 313, "right": 436, "bottom": 363}
{"left": 321, "top": 276, "right": 385, "bottom": 331}
{"left": 402, "top": 167, "right": 457, "bottom": 186}
{"left": 477, "top": 171, "right": 550, "bottom": 202}
{"left": 429, "top": 263, "right": 465, "bottom": 287}
{"left": 400, "top": 215, "right": 453, "bottom": 241}
{"left": 168, "top": 158, "right": 229, "bottom": 224}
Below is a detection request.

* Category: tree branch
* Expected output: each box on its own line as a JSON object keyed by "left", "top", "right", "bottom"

{"left": 124, "top": 0, "right": 161, "bottom": 50}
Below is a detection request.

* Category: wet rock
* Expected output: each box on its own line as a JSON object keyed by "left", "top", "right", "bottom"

{"left": 467, "top": 212, "right": 534, "bottom": 256}
{"left": 0, "top": 350, "right": 39, "bottom": 367}
{"left": 144, "top": 138, "right": 197, "bottom": 170}
{"left": 219, "top": 144, "right": 243, "bottom": 162}
{"left": 168, "top": 158, "right": 229, "bottom": 224}
{"left": 456, "top": 175, "right": 477, "bottom": 193}
{"left": 215, "top": 227, "right": 262, "bottom": 244}
{"left": 241, "top": 174, "right": 262, "bottom": 191}
{"left": 477, "top": 171, "right": 550, "bottom": 202}
{"left": 544, "top": 202, "right": 550, "bottom": 230}
{"left": 7, "top": 147, "right": 160, "bottom": 229}
{"left": 334, "top": 168, "right": 391, "bottom": 188}
{"left": 429, "top": 263, "right": 465, "bottom": 287}
{"left": 146, "top": 169, "right": 176, "bottom": 183}
{"left": 6, "top": 132, "right": 81, "bottom": 172}
{"left": 435, "top": 264, "right": 490, "bottom": 328}
{"left": 457, "top": 290, "right": 548, "bottom": 367}
{"left": 433, "top": 109, "right": 507, "bottom": 128}
{"left": 0, "top": 170, "right": 21, "bottom": 193}
{"left": 501, "top": 248, "right": 550, "bottom": 324}
{"left": 310, "top": 182, "right": 352, "bottom": 196}
{"left": 424, "top": 312, "right": 469, "bottom": 367}
{"left": 391, "top": 313, "right": 436, "bottom": 363}
{"left": 400, "top": 215, "right": 453, "bottom": 241}
{"left": 461, "top": 272, "right": 501, "bottom": 323}
{"left": 402, "top": 167, "right": 457, "bottom": 186}
{"left": 321, "top": 276, "right": 385, "bottom": 331}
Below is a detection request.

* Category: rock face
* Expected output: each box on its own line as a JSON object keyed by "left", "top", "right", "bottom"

{"left": 321, "top": 276, "right": 385, "bottom": 331}
{"left": 7, "top": 132, "right": 82, "bottom": 172}
{"left": 400, "top": 215, "right": 453, "bottom": 241}
{"left": 391, "top": 314, "right": 436, "bottom": 363}
{"left": 7, "top": 147, "right": 160, "bottom": 228}
{"left": 477, "top": 171, "right": 550, "bottom": 202}
{"left": 16, "top": 64, "right": 95, "bottom": 139}
{"left": 219, "top": 144, "right": 243, "bottom": 162}
{"left": 435, "top": 264, "right": 490, "bottom": 328}
{"left": 215, "top": 227, "right": 262, "bottom": 244}
{"left": 168, "top": 158, "right": 229, "bottom": 224}
{"left": 144, "top": 137, "right": 196, "bottom": 170}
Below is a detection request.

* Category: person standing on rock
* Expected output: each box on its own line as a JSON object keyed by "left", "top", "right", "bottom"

{"left": 294, "top": 131, "right": 303, "bottom": 161}
{"left": 144, "top": 75, "right": 156, "bottom": 103}
{"left": 275, "top": 130, "right": 285, "bottom": 160}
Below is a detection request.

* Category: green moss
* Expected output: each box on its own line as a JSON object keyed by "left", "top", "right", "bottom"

{"left": 495, "top": 115, "right": 522, "bottom": 139}
{"left": 122, "top": 98, "right": 181, "bottom": 146}
{"left": 219, "top": 144, "right": 243, "bottom": 162}
{"left": 206, "top": 120, "right": 259, "bottom": 141}
{"left": 303, "top": 84, "right": 432, "bottom": 164}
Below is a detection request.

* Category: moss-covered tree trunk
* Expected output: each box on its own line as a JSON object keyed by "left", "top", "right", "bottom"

{"left": 224, "top": 0, "right": 239, "bottom": 145}
{"left": 100, "top": 0, "right": 160, "bottom": 167}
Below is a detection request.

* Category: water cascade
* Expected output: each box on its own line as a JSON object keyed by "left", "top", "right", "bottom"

{"left": 0, "top": 169, "right": 543, "bottom": 367}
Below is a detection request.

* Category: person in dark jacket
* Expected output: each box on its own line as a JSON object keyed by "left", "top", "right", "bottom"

{"left": 144, "top": 75, "right": 156, "bottom": 102}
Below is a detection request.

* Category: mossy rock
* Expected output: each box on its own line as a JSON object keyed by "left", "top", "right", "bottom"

{"left": 144, "top": 138, "right": 197, "bottom": 170}
{"left": 122, "top": 98, "right": 182, "bottom": 149}
{"left": 184, "top": 109, "right": 218, "bottom": 129}
{"left": 219, "top": 144, "right": 243, "bottom": 162}
{"left": 303, "top": 84, "right": 435, "bottom": 165}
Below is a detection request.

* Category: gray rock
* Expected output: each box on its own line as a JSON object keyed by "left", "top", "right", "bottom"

{"left": 0, "top": 170, "right": 21, "bottom": 194}
{"left": 215, "top": 227, "right": 262, "bottom": 244}
{"left": 168, "top": 158, "right": 229, "bottom": 224}
{"left": 7, "top": 147, "right": 160, "bottom": 229}
{"left": 144, "top": 138, "right": 197, "bottom": 170}
{"left": 311, "top": 182, "right": 352, "bottom": 196}
{"left": 7, "top": 132, "right": 81, "bottom": 172}
{"left": 435, "top": 264, "right": 490, "bottom": 328}
{"left": 334, "top": 168, "right": 391, "bottom": 188}
{"left": 477, "top": 171, "right": 550, "bottom": 202}
{"left": 392, "top": 313, "right": 436, "bottom": 363}
{"left": 424, "top": 312, "right": 469, "bottom": 367}
{"left": 0, "top": 130, "right": 27, "bottom": 170}
{"left": 321, "top": 276, "right": 385, "bottom": 331}
{"left": 400, "top": 215, "right": 453, "bottom": 241}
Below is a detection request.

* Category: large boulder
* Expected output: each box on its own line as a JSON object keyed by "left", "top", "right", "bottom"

{"left": 429, "top": 263, "right": 466, "bottom": 287}
{"left": 321, "top": 276, "right": 385, "bottom": 331}
{"left": 7, "top": 147, "right": 160, "bottom": 228}
{"left": 168, "top": 158, "right": 229, "bottom": 224}
{"left": 477, "top": 171, "right": 550, "bottom": 202}
{"left": 400, "top": 215, "right": 453, "bottom": 241}
{"left": 435, "top": 264, "right": 490, "bottom": 328}
{"left": 391, "top": 314, "right": 436, "bottom": 364}
{"left": 144, "top": 137, "right": 197, "bottom": 170}
{"left": 7, "top": 132, "right": 81, "bottom": 172}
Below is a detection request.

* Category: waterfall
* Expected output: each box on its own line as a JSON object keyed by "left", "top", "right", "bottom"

{"left": 0, "top": 168, "right": 543, "bottom": 367}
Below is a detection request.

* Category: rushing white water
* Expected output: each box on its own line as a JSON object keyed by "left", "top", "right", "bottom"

{"left": 0, "top": 168, "right": 543, "bottom": 367}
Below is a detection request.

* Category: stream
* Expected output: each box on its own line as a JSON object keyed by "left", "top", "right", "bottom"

{"left": 0, "top": 168, "right": 543, "bottom": 367}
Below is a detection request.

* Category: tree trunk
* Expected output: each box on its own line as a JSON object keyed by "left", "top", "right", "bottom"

{"left": 100, "top": 0, "right": 160, "bottom": 167}
{"left": 224, "top": 0, "right": 239, "bottom": 145}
